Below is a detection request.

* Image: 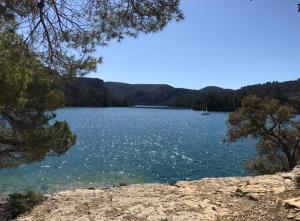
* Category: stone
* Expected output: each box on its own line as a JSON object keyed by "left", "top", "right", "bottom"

{"left": 283, "top": 198, "right": 300, "bottom": 209}
{"left": 14, "top": 167, "right": 300, "bottom": 221}
{"left": 287, "top": 213, "right": 297, "bottom": 219}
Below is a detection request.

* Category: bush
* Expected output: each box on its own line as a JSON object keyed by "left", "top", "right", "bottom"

{"left": 7, "top": 191, "right": 45, "bottom": 219}
{"left": 227, "top": 95, "right": 300, "bottom": 175}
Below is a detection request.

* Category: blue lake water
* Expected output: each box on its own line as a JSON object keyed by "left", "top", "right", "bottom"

{"left": 0, "top": 108, "right": 255, "bottom": 194}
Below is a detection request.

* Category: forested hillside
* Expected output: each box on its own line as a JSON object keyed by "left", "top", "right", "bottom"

{"left": 64, "top": 78, "right": 127, "bottom": 107}
{"left": 65, "top": 78, "right": 300, "bottom": 111}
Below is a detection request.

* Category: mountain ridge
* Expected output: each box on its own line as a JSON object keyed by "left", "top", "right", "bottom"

{"left": 64, "top": 77, "right": 300, "bottom": 111}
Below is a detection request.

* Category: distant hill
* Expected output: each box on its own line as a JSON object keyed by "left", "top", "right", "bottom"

{"left": 64, "top": 77, "right": 300, "bottom": 111}
{"left": 64, "top": 78, "right": 126, "bottom": 107}
{"left": 199, "top": 86, "right": 230, "bottom": 93}
{"left": 105, "top": 82, "right": 181, "bottom": 105}
{"left": 105, "top": 82, "right": 236, "bottom": 110}
{"left": 236, "top": 80, "right": 300, "bottom": 111}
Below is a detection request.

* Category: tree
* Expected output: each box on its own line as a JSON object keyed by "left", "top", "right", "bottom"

{"left": 0, "top": 31, "right": 76, "bottom": 168}
{"left": 0, "top": 0, "right": 183, "bottom": 75}
{"left": 0, "top": 1, "right": 183, "bottom": 168}
{"left": 227, "top": 95, "right": 300, "bottom": 175}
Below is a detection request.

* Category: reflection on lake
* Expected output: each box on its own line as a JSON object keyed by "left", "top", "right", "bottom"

{"left": 0, "top": 108, "right": 255, "bottom": 194}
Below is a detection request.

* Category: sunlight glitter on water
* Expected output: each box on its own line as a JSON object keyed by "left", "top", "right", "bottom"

{"left": 0, "top": 108, "right": 255, "bottom": 194}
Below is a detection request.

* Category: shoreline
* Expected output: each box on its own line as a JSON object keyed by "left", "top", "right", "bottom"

{"left": 15, "top": 166, "right": 300, "bottom": 221}
{"left": 0, "top": 172, "right": 250, "bottom": 197}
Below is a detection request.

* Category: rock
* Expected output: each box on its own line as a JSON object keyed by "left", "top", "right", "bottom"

{"left": 282, "top": 173, "right": 296, "bottom": 180}
{"left": 283, "top": 198, "right": 300, "bottom": 209}
{"left": 183, "top": 200, "right": 200, "bottom": 208}
{"left": 15, "top": 167, "right": 300, "bottom": 221}
{"left": 287, "top": 213, "right": 297, "bottom": 219}
{"left": 234, "top": 188, "right": 259, "bottom": 201}
{"left": 295, "top": 176, "right": 300, "bottom": 188}
{"left": 146, "top": 215, "right": 167, "bottom": 221}
{"left": 288, "top": 214, "right": 300, "bottom": 221}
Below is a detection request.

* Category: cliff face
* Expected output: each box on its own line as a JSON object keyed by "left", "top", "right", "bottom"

{"left": 16, "top": 167, "right": 300, "bottom": 221}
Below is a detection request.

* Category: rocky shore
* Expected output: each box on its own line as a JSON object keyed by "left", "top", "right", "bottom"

{"left": 15, "top": 167, "right": 300, "bottom": 221}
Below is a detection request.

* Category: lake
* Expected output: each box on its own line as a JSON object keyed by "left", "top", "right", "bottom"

{"left": 0, "top": 108, "right": 255, "bottom": 194}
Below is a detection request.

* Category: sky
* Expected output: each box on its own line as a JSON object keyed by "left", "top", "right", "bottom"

{"left": 89, "top": 0, "right": 300, "bottom": 90}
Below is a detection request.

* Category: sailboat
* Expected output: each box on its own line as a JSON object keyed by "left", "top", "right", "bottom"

{"left": 202, "top": 107, "right": 210, "bottom": 115}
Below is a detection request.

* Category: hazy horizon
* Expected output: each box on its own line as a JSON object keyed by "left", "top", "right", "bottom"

{"left": 89, "top": 0, "right": 300, "bottom": 90}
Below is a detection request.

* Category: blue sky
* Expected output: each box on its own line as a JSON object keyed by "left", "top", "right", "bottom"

{"left": 90, "top": 0, "right": 300, "bottom": 90}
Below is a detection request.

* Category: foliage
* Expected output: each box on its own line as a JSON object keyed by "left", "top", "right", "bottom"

{"left": 64, "top": 77, "right": 127, "bottom": 107}
{"left": 0, "top": 0, "right": 182, "bottom": 168}
{"left": 0, "top": 31, "right": 76, "bottom": 168}
{"left": 227, "top": 95, "right": 300, "bottom": 175}
{"left": 7, "top": 191, "right": 45, "bottom": 219}
{"left": 0, "top": 0, "right": 183, "bottom": 76}
{"left": 101, "top": 80, "right": 300, "bottom": 111}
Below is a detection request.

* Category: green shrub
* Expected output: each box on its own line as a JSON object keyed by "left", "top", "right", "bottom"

{"left": 7, "top": 191, "right": 45, "bottom": 219}
{"left": 227, "top": 95, "right": 300, "bottom": 175}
